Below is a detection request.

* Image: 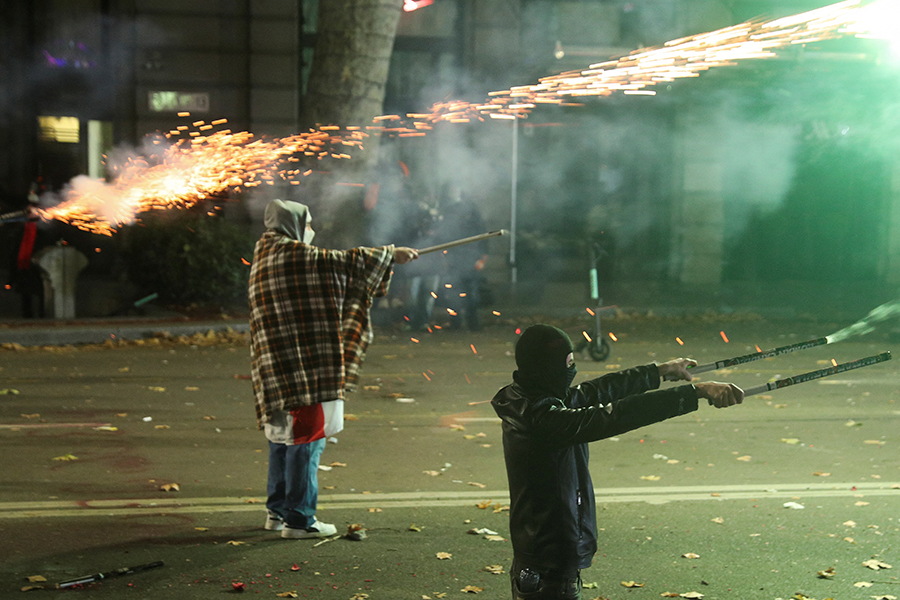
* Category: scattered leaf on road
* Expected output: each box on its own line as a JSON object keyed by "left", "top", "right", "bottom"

{"left": 226, "top": 540, "right": 247, "bottom": 546}
{"left": 640, "top": 475, "right": 661, "bottom": 481}
{"left": 736, "top": 455, "right": 752, "bottom": 462}
{"left": 484, "top": 565, "right": 505, "bottom": 574}
{"left": 159, "top": 483, "right": 180, "bottom": 492}
{"left": 460, "top": 585, "right": 483, "bottom": 593}
{"left": 817, "top": 567, "right": 836, "bottom": 578}
{"left": 855, "top": 581, "right": 874, "bottom": 588}
{"left": 682, "top": 553, "right": 700, "bottom": 559}
{"left": 52, "top": 454, "right": 78, "bottom": 461}
{"left": 275, "top": 592, "right": 298, "bottom": 598}
{"left": 409, "top": 524, "right": 423, "bottom": 532}
{"left": 863, "top": 559, "right": 892, "bottom": 570}
{"left": 436, "top": 552, "right": 452, "bottom": 560}
{"left": 621, "top": 581, "right": 644, "bottom": 588}
{"left": 468, "top": 482, "right": 487, "bottom": 488}
{"left": 26, "top": 576, "right": 46, "bottom": 583}
{"left": 711, "top": 517, "right": 725, "bottom": 524}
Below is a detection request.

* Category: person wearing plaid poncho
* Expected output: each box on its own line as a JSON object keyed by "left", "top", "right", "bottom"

{"left": 250, "top": 199, "right": 418, "bottom": 539}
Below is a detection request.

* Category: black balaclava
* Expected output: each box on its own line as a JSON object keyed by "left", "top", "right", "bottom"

{"left": 513, "top": 324, "right": 576, "bottom": 398}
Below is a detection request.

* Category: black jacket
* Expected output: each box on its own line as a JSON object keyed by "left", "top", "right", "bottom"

{"left": 491, "top": 364, "right": 699, "bottom": 570}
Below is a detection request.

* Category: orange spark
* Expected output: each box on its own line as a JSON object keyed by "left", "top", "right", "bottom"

{"left": 430, "top": 292, "right": 437, "bottom": 299}
{"left": 411, "top": 337, "right": 420, "bottom": 343}
{"left": 608, "top": 332, "right": 618, "bottom": 342}
{"left": 470, "top": 344, "right": 477, "bottom": 354}
{"left": 492, "top": 311, "right": 501, "bottom": 316}
{"left": 582, "top": 331, "right": 592, "bottom": 342}
{"left": 422, "top": 372, "right": 431, "bottom": 381}
{"left": 447, "top": 309, "right": 457, "bottom": 316}
{"left": 755, "top": 345, "right": 762, "bottom": 352}
{"left": 676, "top": 337, "right": 684, "bottom": 345}
{"left": 831, "top": 358, "right": 838, "bottom": 367}
{"left": 241, "top": 257, "right": 251, "bottom": 266}
{"left": 720, "top": 331, "right": 729, "bottom": 343}
{"left": 464, "top": 373, "right": 471, "bottom": 384}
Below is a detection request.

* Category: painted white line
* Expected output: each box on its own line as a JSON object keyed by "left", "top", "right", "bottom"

{"left": 0, "top": 422, "right": 112, "bottom": 430}
{"left": 1, "top": 482, "right": 897, "bottom": 519}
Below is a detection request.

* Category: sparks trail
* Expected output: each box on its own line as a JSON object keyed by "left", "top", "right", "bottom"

{"left": 39, "top": 123, "right": 368, "bottom": 236}
{"left": 40, "top": 0, "right": 892, "bottom": 234}
{"left": 825, "top": 299, "right": 900, "bottom": 344}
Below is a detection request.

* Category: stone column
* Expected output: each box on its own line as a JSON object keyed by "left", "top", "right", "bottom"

{"left": 35, "top": 246, "right": 89, "bottom": 319}
{"left": 884, "top": 162, "right": 900, "bottom": 284}
{"left": 670, "top": 114, "right": 725, "bottom": 285}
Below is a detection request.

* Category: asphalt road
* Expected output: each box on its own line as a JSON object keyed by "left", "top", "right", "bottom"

{"left": 1, "top": 315, "right": 899, "bottom": 599}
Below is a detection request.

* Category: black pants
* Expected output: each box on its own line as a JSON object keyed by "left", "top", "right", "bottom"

{"left": 510, "top": 558, "right": 581, "bottom": 600}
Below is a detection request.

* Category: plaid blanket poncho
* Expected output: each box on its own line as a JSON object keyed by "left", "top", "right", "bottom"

{"left": 249, "top": 231, "right": 394, "bottom": 427}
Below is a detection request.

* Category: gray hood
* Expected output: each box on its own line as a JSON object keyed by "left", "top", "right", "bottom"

{"left": 264, "top": 199, "right": 309, "bottom": 241}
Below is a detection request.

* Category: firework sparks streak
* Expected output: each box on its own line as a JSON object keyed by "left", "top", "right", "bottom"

{"left": 42, "top": 0, "right": 891, "bottom": 234}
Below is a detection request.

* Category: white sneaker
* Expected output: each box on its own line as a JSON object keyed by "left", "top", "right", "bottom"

{"left": 265, "top": 514, "right": 284, "bottom": 531}
{"left": 281, "top": 519, "right": 337, "bottom": 539}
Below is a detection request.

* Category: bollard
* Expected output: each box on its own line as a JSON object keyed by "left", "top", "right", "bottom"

{"left": 35, "top": 245, "right": 88, "bottom": 319}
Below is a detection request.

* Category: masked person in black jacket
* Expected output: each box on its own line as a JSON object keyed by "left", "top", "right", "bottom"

{"left": 492, "top": 324, "right": 744, "bottom": 600}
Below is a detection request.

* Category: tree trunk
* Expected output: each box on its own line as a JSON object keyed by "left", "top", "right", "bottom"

{"left": 303, "top": 0, "right": 403, "bottom": 129}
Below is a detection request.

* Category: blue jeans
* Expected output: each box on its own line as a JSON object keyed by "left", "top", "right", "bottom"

{"left": 266, "top": 438, "right": 325, "bottom": 529}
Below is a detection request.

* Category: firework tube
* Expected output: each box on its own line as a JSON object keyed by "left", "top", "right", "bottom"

{"left": 57, "top": 561, "right": 164, "bottom": 588}
{"left": 742, "top": 352, "right": 891, "bottom": 397}
{"left": 417, "top": 229, "right": 508, "bottom": 255}
{"left": 690, "top": 337, "right": 829, "bottom": 374}
{"left": 0, "top": 209, "right": 31, "bottom": 225}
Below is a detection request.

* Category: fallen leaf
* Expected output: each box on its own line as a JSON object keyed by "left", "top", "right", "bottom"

{"left": 460, "top": 585, "right": 483, "bottom": 593}
{"left": 640, "top": 475, "right": 661, "bottom": 481}
{"left": 226, "top": 540, "right": 247, "bottom": 546}
{"left": 856, "top": 501, "right": 871, "bottom": 506}
{"left": 329, "top": 462, "right": 346, "bottom": 468}
{"left": 344, "top": 414, "right": 359, "bottom": 421}
{"left": 493, "top": 504, "right": 510, "bottom": 513}
{"left": 350, "top": 594, "right": 370, "bottom": 600}
{"left": 26, "top": 576, "right": 47, "bottom": 583}
{"left": 367, "top": 507, "right": 382, "bottom": 513}
{"left": 783, "top": 502, "right": 805, "bottom": 509}
{"left": 194, "top": 527, "right": 209, "bottom": 531}
{"left": 363, "top": 385, "right": 380, "bottom": 391}
{"left": 863, "top": 559, "right": 892, "bottom": 570}
{"left": 118, "top": 367, "right": 130, "bottom": 372}
{"left": 662, "top": 594, "right": 681, "bottom": 598}
{"left": 484, "top": 564, "right": 505, "bottom": 574}
{"left": 844, "top": 520, "right": 857, "bottom": 527}
{"left": 0, "top": 389, "right": 20, "bottom": 395}
{"left": 736, "top": 455, "right": 752, "bottom": 462}
{"left": 468, "top": 527, "right": 498, "bottom": 536}
{"left": 871, "top": 596, "right": 898, "bottom": 600}
{"left": 436, "top": 552, "right": 452, "bottom": 560}
{"left": 812, "top": 471, "right": 831, "bottom": 477}
{"left": 231, "top": 581, "right": 246, "bottom": 591}
{"left": 117, "top": 413, "right": 127, "bottom": 417}
{"left": 276, "top": 592, "right": 298, "bottom": 598}
{"left": 409, "top": 524, "right": 423, "bottom": 532}
{"left": 476, "top": 500, "right": 493, "bottom": 509}
{"left": 782, "top": 438, "right": 800, "bottom": 444}
{"left": 159, "top": 483, "right": 180, "bottom": 492}
{"left": 51, "top": 454, "right": 78, "bottom": 461}
{"left": 855, "top": 581, "right": 874, "bottom": 588}
{"left": 185, "top": 386, "right": 199, "bottom": 391}
{"left": 845, "top": 537, "right": 856, "bottom": 543}
{"left": 202, "top": 415, "right": 215, "bottom": 420}
{"left": 864, "top": 440, "right": 886, "bottom": 445}
{"left": 582, "top": 581, "right": 598, "bottom": 589}
{"left": 680, "top": 593, "right": 704, "bottom": 599}
{"left": 154, "top": 424, "right": 170, "bottom": 429}
{"left": 667, "top": 459, "right": 680, "bottom": 464}
{"left": 423, "top": 470, "right": 441, "bottom": 477}
{"left": 244, "top": 498, "right": 261, "bottom": 504}
{"left": 94, "top": 426, "right": 118, "bottom": 432}
{"left": 468, "top": 481, "right": 487, "bottom": 488}
{"left": 817, "top": 566, "right": 836, "bottom": 578}
{"left": 148, "top": 386, "right": 166, "bottom": 392}
{"left": 485, "top": 535, "right": 506, "bottom": 542}
{"left": 682, "top": 553, "right": 700, "bottom": 559}
{"left": 463, "top": 434, "right": 476, "bottom": 440}
{"left": 450, "top": 424, "right": 466, "bottom": 431}
{"left": 711, "top": 517, "right": 725, "bottom": 524}
{"left": 621, "top": 581, "right": 645, "bottom": 588}
{"left": 21, "top": 413, "right": 39, "bottom": 419}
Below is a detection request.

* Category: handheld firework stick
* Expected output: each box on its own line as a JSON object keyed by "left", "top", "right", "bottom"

{"left": 57, "top": 560, "right": 164, "bottom": 588}
{"left": 689, "top": 337, "right": 829, "bottom": 375}
{"left": 417, "top": 229, "right": 508, "bottom": 255}
{"left": 742, "top": 351, "right": 891, "bottom": 397}
{"left": 0, "top": 209, "right": 32, "bottom": 225}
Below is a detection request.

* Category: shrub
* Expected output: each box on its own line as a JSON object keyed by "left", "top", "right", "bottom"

{"left": 118, "top": 211, "right": 255, "bottom": 306}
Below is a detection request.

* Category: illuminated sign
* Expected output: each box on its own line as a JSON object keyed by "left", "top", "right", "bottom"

{"left": 148, "top": 91, "right": 210, "bottom": 113}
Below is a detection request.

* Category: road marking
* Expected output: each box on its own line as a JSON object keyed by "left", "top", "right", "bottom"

{"left": 0, "top": 422, "right": 112, "bottom": 430}
{"left": 1, "top": 482, "right": 897, "bottom": 519}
